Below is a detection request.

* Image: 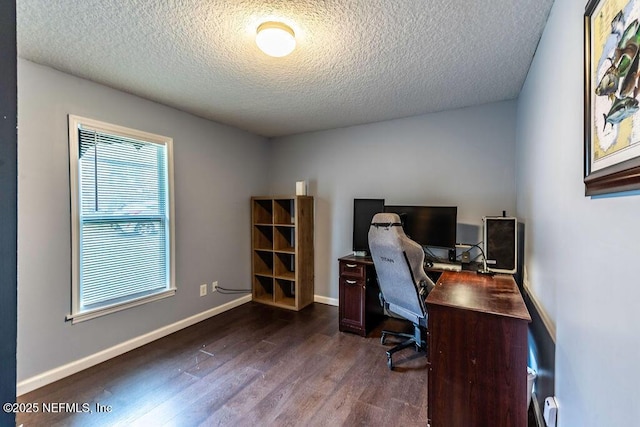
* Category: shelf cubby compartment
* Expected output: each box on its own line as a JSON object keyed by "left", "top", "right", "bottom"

{"left": 274, "top": 252, "right": 295, "bottom": 280}
{"left": 253, "top": 225, "right": 273, "bottom": 250}
{"left": 253, "top": 275, "right": 274, "bottom": 303}
{"left": 274, "top": 199, "right": 295, "bottom": 225}
{"left": 275, "top": 278, "right": 296, "bottom": 308}
{"left": 253, "top": 199, "right": 273, "bottom": 224}
{"left": 274, "top": 226, "right": 295, "bottom": 252}
{"left": 253, "top": 250, "right": 274, "bottom": 276}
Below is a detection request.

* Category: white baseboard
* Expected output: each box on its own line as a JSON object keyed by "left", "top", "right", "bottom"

{"left": 17, "top": 294, "right": 252, "bottom": 396}
{"left": 314, "top": 295, "right": 338, "bottom": 306}
{"left": 523, "top": 279, "right": 556, "bottom": 343}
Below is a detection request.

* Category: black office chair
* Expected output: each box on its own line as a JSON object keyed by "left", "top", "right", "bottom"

{"left": 368, "top": 213, "right": 435, "bottom": 369}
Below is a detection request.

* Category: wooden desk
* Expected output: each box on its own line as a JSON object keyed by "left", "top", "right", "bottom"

{"left": 426, "top": 271, "right": 531, "bottom": 427}
{"left": 337, "top": 256, "right": 383, "bottom": 336}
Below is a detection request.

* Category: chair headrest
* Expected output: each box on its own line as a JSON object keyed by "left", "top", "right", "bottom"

{"left": 370, "top": 212, "right": 403, "bottom": 228}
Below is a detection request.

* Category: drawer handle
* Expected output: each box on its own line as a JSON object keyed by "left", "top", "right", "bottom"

{"left": 346, "top": 264, "right": 357, "bottom": 268}
{"left": 346, "top": 280, "right": 357, "bottom": 285}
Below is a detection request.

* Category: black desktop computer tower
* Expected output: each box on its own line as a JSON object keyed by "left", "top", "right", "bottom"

{"left": 483, "top": 216, "right": 517, "bottom": 274}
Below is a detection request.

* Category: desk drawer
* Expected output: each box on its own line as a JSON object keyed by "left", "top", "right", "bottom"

{"left": 339, "top": 261, "right": 365, "bottom": 278}
{"left": 339, "top": 276, "right": 365, "bottom": 335}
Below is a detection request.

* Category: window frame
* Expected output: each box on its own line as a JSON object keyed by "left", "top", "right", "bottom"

{"left": 67, "top": 115, "right": 176, "bottom": 324}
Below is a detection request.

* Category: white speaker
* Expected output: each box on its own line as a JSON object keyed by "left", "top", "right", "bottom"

{"left": 483, "top": 216, "right": 517, "bottom": 274}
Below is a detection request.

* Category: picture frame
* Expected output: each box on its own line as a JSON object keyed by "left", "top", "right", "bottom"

{"left": 584, "top": 0, "right": 640, "bottom": 195}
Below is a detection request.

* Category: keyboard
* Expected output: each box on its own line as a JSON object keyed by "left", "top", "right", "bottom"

{"left": 430, "top": 262, "right": 462, "bottom": 272}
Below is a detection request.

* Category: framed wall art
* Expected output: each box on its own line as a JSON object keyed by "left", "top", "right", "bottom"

{"left": 585, "top": 0, "right": 640, "bottom": 195}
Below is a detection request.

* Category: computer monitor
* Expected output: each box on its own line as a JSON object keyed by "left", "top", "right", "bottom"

{"left": 352, "top": 198, "right": 385, "bottom": 255}
{"left": 384, "top": 205, "right": 457, "bottom": 249}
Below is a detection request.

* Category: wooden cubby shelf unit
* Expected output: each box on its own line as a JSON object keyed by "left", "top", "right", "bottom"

{"left": 250, "top": 196, "right": 314, "bottom": 311}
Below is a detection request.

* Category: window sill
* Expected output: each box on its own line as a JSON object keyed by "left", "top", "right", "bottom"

{"left": 66, "top": 288, "right": 176, "bottom": 324}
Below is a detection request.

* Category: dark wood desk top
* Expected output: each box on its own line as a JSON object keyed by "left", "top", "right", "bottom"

{"left": 427, "top": 271, "right": 531, "bottom": 322}
{"left": 338, "top": 255, "right": 374, "bottom": 265}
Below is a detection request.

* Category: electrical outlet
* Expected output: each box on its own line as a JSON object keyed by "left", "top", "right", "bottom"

{"left": 200, "top": 284, "right": 207, "bottom": 297}
{"left": 543, "top": 396, "right": 558, "bottom": 427}
{"left": 212, "top": 281, "right": 218, "bottom": 292}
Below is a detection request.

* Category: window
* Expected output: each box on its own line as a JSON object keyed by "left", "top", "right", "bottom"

{"left": 67, "top": 115, "right": 175, "bottom": 323}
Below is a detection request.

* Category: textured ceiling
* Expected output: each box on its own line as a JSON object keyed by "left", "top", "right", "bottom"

{"left": 17, "top": 0, "right": 554, "bottom": 137}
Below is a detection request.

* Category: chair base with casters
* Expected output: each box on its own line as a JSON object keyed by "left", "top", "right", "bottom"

{"left": 381, "top": 323, "right": 426, "bottom": 370}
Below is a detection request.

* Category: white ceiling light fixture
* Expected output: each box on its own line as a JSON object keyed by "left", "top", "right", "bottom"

{"left": 256, "top": 21, "right": 296, "bottom": 57}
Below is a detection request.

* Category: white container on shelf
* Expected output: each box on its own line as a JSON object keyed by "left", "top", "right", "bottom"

{"left": 295, "top": 180, "right": 307, "bottom": 195}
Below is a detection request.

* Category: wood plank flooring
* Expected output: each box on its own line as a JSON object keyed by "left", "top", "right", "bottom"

{"left": 17, "top": 302, "right": 429, "bottom": 426}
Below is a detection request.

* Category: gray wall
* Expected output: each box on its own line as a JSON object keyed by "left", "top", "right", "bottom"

{"left": 270, "top": 100, "right": 517, "bottom": 299}
{"left": 17, "top": 59, "right": 269, "bottom": 381}
{"left": 516, "top": 0, "right": 640, "bottom": 425}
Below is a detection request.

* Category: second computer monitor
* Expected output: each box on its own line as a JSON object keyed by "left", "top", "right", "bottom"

{"left": 384, "top": 205, "right": 457, "bottom": 249}
{"left": 352, "top": 198, "right": 386, "bottom": 255}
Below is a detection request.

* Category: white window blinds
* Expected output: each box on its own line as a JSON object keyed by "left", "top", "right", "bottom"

{"left": 68, "top": 116, "right": 175, "bottom": 323}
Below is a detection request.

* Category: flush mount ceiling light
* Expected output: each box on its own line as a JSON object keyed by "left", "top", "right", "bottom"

{"left": 256, "top": 21, "right": 296, "bottom": 57}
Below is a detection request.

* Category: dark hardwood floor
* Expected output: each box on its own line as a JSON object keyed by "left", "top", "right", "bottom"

{"left": 17, "top": 302, "right": 429, "bottom": 426}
